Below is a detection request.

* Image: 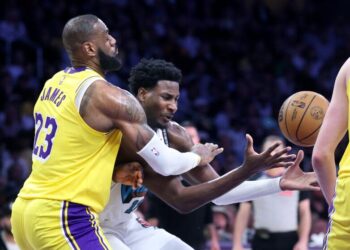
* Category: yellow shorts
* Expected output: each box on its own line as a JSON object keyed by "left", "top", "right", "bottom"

{"left": 11, "top": 197, "right": 111, "bottom": 250}
{"left": 324, "top": 178, "right": 350, "bottom": 250}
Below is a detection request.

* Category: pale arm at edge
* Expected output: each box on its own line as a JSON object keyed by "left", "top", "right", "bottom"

{"left": 212, "top": 177, "right": 281, "bottom": 205}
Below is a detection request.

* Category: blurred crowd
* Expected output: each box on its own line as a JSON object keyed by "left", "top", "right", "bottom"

{"left": 0, "top": 0, "right": 348, "bottom": 249}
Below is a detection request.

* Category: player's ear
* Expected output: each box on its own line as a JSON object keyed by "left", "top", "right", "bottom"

{"left": 137, "top": 87, "right": 149, "bottom": 102}
{"left": 82, "top": 42, "right": 97, "bottom": 56}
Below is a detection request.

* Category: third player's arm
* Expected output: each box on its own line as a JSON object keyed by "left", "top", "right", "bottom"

{"left": 312, "top": 59, "right": 349, "bottom": 204}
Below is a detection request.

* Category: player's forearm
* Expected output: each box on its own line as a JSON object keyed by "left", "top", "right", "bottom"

{"left": 312, "top": 153, "right": 337, "bottom": 205}
{"left": 207, "top": 224, "right": 220, "bottom": 248}
{"left": 233, "top": 204, "right": 250, "bottom": 248}
{"left": 183, "top": 164, "right": 282, "bottom": 205}
{"left": 298, "top": 202, "right": 312, "bottom": 245}
{"left": 182, "top": 163, "right": 219, "bottom": 184}
{"left": 137, "top": 134, "right": 201, "bottom": 176}
{"left": 163, "top": 166, "right": 252, "bottom": 213}
{"left": 212, "top": 178, "right": 281, "bottom": 205}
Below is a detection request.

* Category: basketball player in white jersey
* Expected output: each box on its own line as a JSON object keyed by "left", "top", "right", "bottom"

{"left": 100, "top": 59, "right": 319, "bottom": 250}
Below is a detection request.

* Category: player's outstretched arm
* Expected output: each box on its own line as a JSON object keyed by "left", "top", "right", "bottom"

{"left": 312, "top": 59, "right": 349, "bottom": 204}
{"left": 168, "top": 123, "right": 316, "bottom": 205}
{"left": 144, "top": 134, "right": 295, "bottom": 213}
{"left": 213, "top": 150, "right": 319, "bottom": 205}
{"left": 80, "top": 80, "right": 222, "bottom": 176}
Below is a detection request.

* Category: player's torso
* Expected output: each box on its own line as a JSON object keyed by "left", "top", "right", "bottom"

{"left": 100, "top": 128, "right": 172, "bottom": 226}
{"left": 19, "top": 67, "right": 122, "bottom": 213}
{"left": 100, "top": 182, "right": 148, "bottom": 227}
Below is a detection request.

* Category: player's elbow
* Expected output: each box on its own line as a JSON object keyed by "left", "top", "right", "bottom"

{"left": 173, "top": 204, "right": 194, "bottom": 214}
{"left": 167, "top": 198, "right": 198, "bottom": 214}
{"left": 312, "top": 149, "right": 330, "bottom": 170}
{"left": 152, "top": 168, "right": 172, "bottom": 176}
{"left": 212, "top": 199, "right": 224, "bottom": 206}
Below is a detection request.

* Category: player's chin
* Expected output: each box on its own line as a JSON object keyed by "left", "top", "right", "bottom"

{"left": 157, "top": 118, "right": 170, "bottom": 128}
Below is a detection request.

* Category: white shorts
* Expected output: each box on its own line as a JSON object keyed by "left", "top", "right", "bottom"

{"left": 103, "top": 214, "right": 193, "bottom": 250}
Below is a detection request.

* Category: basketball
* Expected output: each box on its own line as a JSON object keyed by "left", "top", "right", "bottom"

{"left": 278, "top": 91, "right": 329, "bottom": 147}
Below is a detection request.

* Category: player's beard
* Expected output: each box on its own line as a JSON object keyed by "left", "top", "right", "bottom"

{"left": 98, "top": 48, "right": 122, "bottom": 72}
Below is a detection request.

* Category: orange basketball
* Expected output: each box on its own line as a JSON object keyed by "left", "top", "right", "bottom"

{"left": 278, "top": 91, "right": 329, "bottom": 147}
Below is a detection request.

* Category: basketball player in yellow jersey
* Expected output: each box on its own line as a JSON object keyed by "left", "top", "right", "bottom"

{"left": 10, "top": 14, "right": 231, "bottom": 250}
{"left": 312, "top": 58, "right": 350, "bottom": 249}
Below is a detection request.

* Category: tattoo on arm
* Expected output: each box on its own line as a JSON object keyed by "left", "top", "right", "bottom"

{"left": 121, "top": 90, "right": 146, "bottom": 123}
{"left": 134, "top": 124, "right": 153, "bottom": 150}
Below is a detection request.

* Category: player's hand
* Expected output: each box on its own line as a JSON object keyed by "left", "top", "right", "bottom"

{"left": 293, "top": 240, "right": 309, "bottom": 250}
{"left": 191, "top": 143, "right": 224, "bottom": 166}
{"left": 113, "top": 162, "right": 143, "bottom": 189}
{"left": 232, "top": 244, "right": 244, "bottom": 250}
{"left": 241, "top": 134, "right": 296, "bottom": 175}
{"left": 280, "top": 150, "right": 320, "bottom": 191}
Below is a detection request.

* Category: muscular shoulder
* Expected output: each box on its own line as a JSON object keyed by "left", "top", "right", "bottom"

{"left": 341, "top": 58, "right": 350, "bottom": 76}
{"left": 167, "top": 121, "right": 193, "bottom": 152}
{"left": 80, "top": 79, "right": 146, "bottom": 131}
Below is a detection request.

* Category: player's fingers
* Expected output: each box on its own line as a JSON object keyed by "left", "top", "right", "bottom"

{"left": 270, "top": 154, "right": 296, "bottom": 165}
{"left": 273, "top": 161, "right": 294, "bottom": 168}
{"left": 245, "top": 134, "right": 254, "bottom": 152}
{"left": 269, "top": 146, "right": 292, "bottom": 159}
{"left": 294, "top": 150, "right": 304, "bottom": 166}
{"left": 304, "top": 173, "right": 320, "bottom": 191}
{"left": 263, "top": 141, "right": 282, "bottom": 156}
{"left": 305, "top": 172, "right": 319, "bottom": 184}
{"left": 132, "top": 174, "right": 141, "bottom": 189}
{"left": 213, "top": 147, "right": 224, "bottom": 156}
{"left": 205, "top": 143, "right": 219, "bottom": 150}
{"left": 137, "top": 171, "right": 143, "bottom": 185}
{"left": 307, "top": 186, "right": 321, "bottom": 191}
{"left": 131, "top": 162, "right": 143, "bottom": 171}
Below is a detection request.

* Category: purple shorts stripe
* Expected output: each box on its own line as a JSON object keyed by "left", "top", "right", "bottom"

{"left": 323, "top": 186, "right": 338, "bottom": 249}
{"left": 66, "top": 202, "right": 109, "bottom": 250}
{"left": 61, "top": 201, "right": 78, "bottom": 250}
{"left": 86, "top": 208, "right": 109, "bottom": 249}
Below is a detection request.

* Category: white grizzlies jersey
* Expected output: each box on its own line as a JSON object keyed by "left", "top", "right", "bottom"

{"left": 100, "top": 182, "right": 147, "bottom": 228}
{"left": 100, "top": 129, "right": 167, "bottom": 228}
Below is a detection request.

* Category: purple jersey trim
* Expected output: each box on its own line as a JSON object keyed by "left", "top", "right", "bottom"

{"left": 64, "top": 67, "right": 88, "bottom": 74}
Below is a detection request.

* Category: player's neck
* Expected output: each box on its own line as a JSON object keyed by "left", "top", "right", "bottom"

{"left": 71, "top": 60, "right": 105, "bottom": 78}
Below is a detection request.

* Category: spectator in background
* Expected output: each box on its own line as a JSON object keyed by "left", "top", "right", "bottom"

{"left": 0, "top": 9, "right": 27, "bottom": 43}
{"left": 0, "top": 202, "right": 19, "bottom": 250}
{"left": 233, "top": 135, "right": 312, "bottom": 250}
{"left": 212, "top": 205, "right": 234, "bottom": 242}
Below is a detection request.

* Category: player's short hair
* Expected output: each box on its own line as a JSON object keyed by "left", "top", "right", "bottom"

{"left": 128, "top": 58, "right": 182, "bottom": 95}
{"left": 62, "top": 14, "right": 99, "bottom": 55}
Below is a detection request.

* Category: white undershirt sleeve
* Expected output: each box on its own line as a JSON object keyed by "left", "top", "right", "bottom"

{"left": 137, "top": 134, "right": 201, "bottom": 176}
{"left": 75, "top": 76, "right": 104, "bottom": 110}
{"left": 212, "top": 177, "right": 282, "bottom": 205}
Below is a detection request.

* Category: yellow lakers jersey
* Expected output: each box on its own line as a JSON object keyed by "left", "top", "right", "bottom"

{"left": 18, "top": 67, "right": 122, "bottom": 213}
{"left": 339, "top": 80, "right": 350, "bottom": 178}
